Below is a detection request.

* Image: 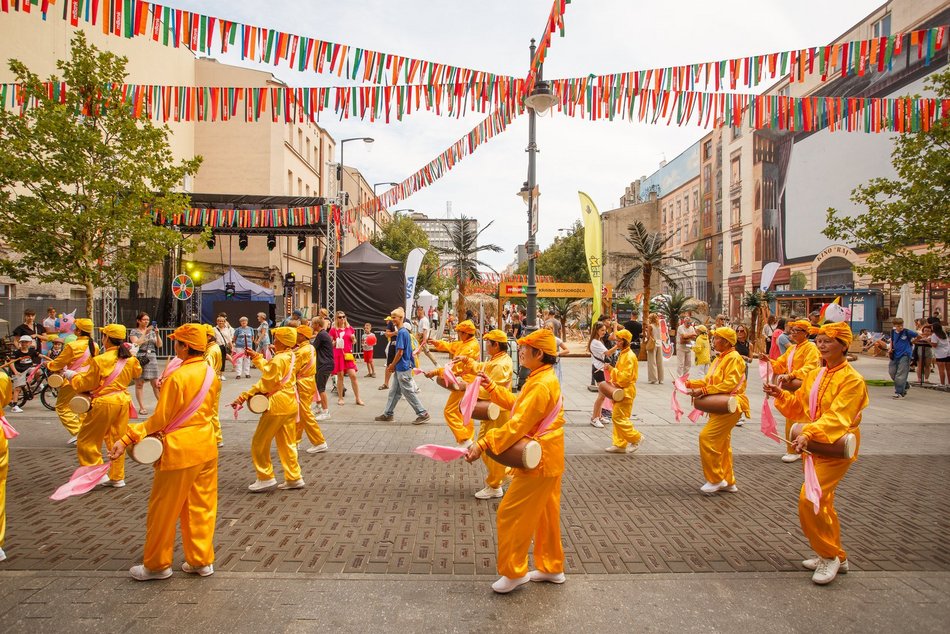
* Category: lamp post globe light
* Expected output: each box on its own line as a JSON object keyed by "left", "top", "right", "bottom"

{"left": 372, "top": 181, "right": 399, "bottom": 238}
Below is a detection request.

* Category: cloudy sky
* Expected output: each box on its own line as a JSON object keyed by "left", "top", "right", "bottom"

{"left": 168, "top": 0, "right": 884, "bottom": 270}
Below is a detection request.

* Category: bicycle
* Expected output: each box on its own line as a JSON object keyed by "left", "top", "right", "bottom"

{"left": 11, "top": 364, "right": 57, "bottom": 411}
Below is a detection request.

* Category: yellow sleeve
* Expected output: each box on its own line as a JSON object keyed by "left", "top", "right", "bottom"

{"left": 482, "top": 379, "right": 518, "bottom": 411}
{"left": 70, "top": 356, "right": 106, "bottom": 394}
{"left": 770, "top": 347, "right": 790, "bottom": 376}
{"left": 774, "top": 383, "right": 809, "bottom": 422}
{"left": 483, "top": 379, "right": 552, "bottom": 453}
{"left": 611, "top": 350, "right": 636, "bottom": 388}
{"left": 700, "top": 353, "right": 744, "bottom": 396}
{"left": 47, "top": 341, "right": 80, "bottom": 372}
{"left": 429, "top": 339, "right": 452, "bottom": 353}
{"left": 790, "top": 343, "right": 821, "bottom": 380}
{"left": 245, "top": 354, "right": 286, "bottom": 397}
{"left": 126, "top": 373, "right": 187, "bottom": 443}
{"left": 800, "top": 372, "right": 868, "bottom": 444}
{"left": 0, "top": 373, "right": 12, "bottom": 408}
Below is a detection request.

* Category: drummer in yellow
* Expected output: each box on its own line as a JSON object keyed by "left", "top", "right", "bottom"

{"left": 294, "top": 324, "right": 328, "bottom": 455}
{"left": 425, "top": 319, "right": 480, "bottom": 447}
{"left": 765, "top": 322, "right": 868, "bottom": 585}
{"left": 604, "top": 329, "right": 643, "bottom": 454}
{"left": 685, "top": 327, "right": 751, "bottom": 494}
{"left": 453, "top": 329, "right": 513, "bottom": 499}
{"left": 0, "top": 372, "right": 12, "bottom": 562}
{"left": 109, "top": 323, "right": 221, "bottom": 581}
{"left": 47, "top": 318, "right": 99, "bottom": 445}
{"left": 465, "top": 328, "right": 566, "bottom": 594}
{"left": 203, "top": 326, "right": 225, "bottom": 447}
{"left": 231, "top": 327, "right": 303, "bottom": 492}
{"left": 763, "top": 319, "right": 821, "bottom": 463}
{"left": 69, "top": 324, "right": 142, "bottom": 488}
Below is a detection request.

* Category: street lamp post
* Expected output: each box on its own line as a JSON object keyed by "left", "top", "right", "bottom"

{"left": 372, "top": 181, "right": 399, "bottom": 239}
{"left": 327, "top": 136, "right": 374, "bottom": 311}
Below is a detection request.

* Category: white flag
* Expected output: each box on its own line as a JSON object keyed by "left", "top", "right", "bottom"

{"left": 404, "top": 248, "right": 427, "bottom": 316}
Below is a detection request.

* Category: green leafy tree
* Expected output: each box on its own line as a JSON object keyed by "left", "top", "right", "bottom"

{"left": 614, "top": 220, "right": 687, "bottom": 333}
{"left": 432, "top": 215, "right": 502, "bottom": 318}
{"left": 789, "top": 271, "right": 808, "bottom": 291}
{"left": 823, "top": 68, "right": 950, "bottom": 286}
{"left": 655, "top": 291, "right": 703, "bottom": 334}
{"left": 370, "top": 212, "right": 446, "bottom": 295}
{"left": 0, "top": 32, "right": 202, "bottom": 318}
{"left": 518, "top": 220, "right": 589, "bottom": 282}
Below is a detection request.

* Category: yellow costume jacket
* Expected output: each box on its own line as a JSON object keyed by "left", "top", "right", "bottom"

{"left": 774, "top": 361, "right": 868, "bottom": 447}
{"left": 612, "top": 347, "right": 638, "bottom": 400}
{"left": 686, "top": 348, "right": 751, "bottom": 417}
{"left": 71, "top": 349, "right": 142, "bottom": 404}
{"left": 246, "top": 349, "right": 297, "bottom": 416}
{"left": 47, "top": 338, "right": 99, "bottom": 373}
{"left": 770, "top": 340, "right": 821, "bottom": 380}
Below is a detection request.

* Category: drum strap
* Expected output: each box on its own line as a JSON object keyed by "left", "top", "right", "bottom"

{"left": 164, "top": 365, "right": 216, "bottom": 435}
{"left": 92, "top": 358, "right": 128, "bottom": 398}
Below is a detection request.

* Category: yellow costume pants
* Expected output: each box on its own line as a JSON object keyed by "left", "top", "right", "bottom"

{"left": 698, "top": 411, "right": 741, "bottom": 485}
{"left": 496, "top": 474, "right": 564, "bottom": 578}
{"left": 77, "top": 398, "right": 128, "bottom": 481}
{"left": 443, "top": 390, "right": 472, "bottom": 444}
{"left": 142, "top": 458, "right": 217, "bottom": 571}
{"left": 610, "top": 398, "right": 643, "bottom": 448}
{"left": 477, "top": 414, "right": 509, "bottom": 489}
{"left": 251, "top": 412, "right": 301, "bottom": 483}
{"left": 210, "top": 409, "right": 222, "bottom": 445}
{"left": 295, "top": 382, "right": 325, "bottom": 446}
{"left": 54, "top": 383, "right": 83, "bottom": 436}
{"left": 799, "top": 455, "right": 855, "bottom": 561}
{"left": 0, "top": 436, "right": 7, "bottom": 548}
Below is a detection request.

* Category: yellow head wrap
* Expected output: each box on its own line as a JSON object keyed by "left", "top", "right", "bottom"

{"left": 101, "top": 324, "right": 126, "bottom": 340}
{"left": 711, "top": 327, "right": 737, "bottom": 345}
{"left": 810, "top": 322, "right": 853, "bottom": 347}
{"left": 272, "top": 326, "right": 298, "bottom": 348}
{"left": 786, "top": 319, "right": 812, "bottom": 333}
{"left": 455, "top": 320, "right": 477, "bottom": 335}
{"left": 169, "top": 323, "right": 208, "bottom": 352}
{"left": 296, "top": 324, "right": 314, "bottom": 339}
{"left": 74, "top": 318, "right": 94, "bottom": 334}
{"left": 615, "top": 329, "right": 632, "bottom": 343}
{"left": 483, "top": 329, "right": 508, "bottom": 344}
{"left": 517, "top": 328, "right": 557, "bottom": 356}
{"left": 204, "top": 324, "right": 216, "bottom": 340}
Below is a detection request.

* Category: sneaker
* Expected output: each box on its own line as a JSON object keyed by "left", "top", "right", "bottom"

{"left": 374, "top": 414, "right": 394, "bottom": 422}
{"left": 600, "top": 416, "right": 612, "bottom": 425}
{"left": 700, "top": 480, "right": 726, "bottom": 494}
{"left": 529, "top": 570, "right": 566, "bottom": 584}
{"left": 891, "top": 394, "right": 901, "bottom": 399}
{"left": 803, "top": 557, "right": 849, "bottom": 573}
{"left": 316, "top": 412, "right": 331, "bottom": 421}
{"left": 11, "top": 405, "right": 23, "bottom": 413}
{"left": 722, "top": 483, "right": 738, "bottom": 493}
{"left": 248, "top": 478, "right": 277, "bottom": 493}
{"left": 219, "top": 375, "right": 227, "bottom": 382}
{"left": 474, "top": 486, "right": 504, "bottom": 500}
{"left": 235, "top": 375, "right": 242, "bottom": 380}
{"left": 589, "top": 418, "right": 604, "bottom": 428}
{"left": 782, "top": 453, "right": 802, "bottom": 463}
{"left": 181, "top": 562, "right": 214, "bottom": 576}
{"left": 306, "top": 442, "right": 328, "bottom": 454}
{"left": 100, "top": 479, "right": 126, "bottom": 488}
{"left": 129, "top": 565, "right": 173, "bottom": 581}
{"left": 277, "top": 478, "right": 306, "bottom": 490}
{"left": 648, "top": 380, "right": 657, "bottom": 384}
{"left": 217, "top": 441, "right": 224, "bottom": 448}
{"left": 458, "top": 439, "right": 474, "bottom": 449}
{"left": 491, "top": 575, "right": 531, "bottom": 594}
{"left": 0, "top": 547, "right": 5, "bottom": 562}
{"left": 735, "top": 420, "right": 744, "bottom": 427}
{"left": 605, "top": 445, "right": 627, "bottom": 453}
{"left": 811, "top": 556, "right": 841, "bottom": 585}
{"left": 67, "top": 435, "right": 78, "bottom": 445}
{"left": 586, "top": 385, "right": 599, "bottom": 392}
{"left": 626, "top": 442, "right": 641, "bottom": 454}
{"left": 413, "top": 413, "right": 431, "bottom": 425}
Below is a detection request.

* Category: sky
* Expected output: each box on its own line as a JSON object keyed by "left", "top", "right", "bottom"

{"left": 166, "top": 0, "right": 885, "bottom": 271}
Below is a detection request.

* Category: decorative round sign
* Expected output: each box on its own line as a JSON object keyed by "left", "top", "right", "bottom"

{"left": 172, "top": 274, "right": 194, "bottom": 301}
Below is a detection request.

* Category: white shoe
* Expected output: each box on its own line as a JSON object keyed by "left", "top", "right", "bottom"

{"left": 100, "top": 479, "right": 125, "bottom": 488}
{"left": 803, "top": 557, "right": 849, "bottom": 573}
{"left": 181, "top": 562, "right": 214, "bottom": 576}
{"left": 626, "top": 442, "right": 641, "bottom": 454}
{"left": 67, "top": 435, "right": 78, "bottom": 445}
{"left": 0, "top": 547, "right": 6, "bottom": 562}
{"left": 811, "top": 557, "right": 841, "bottom": 585}
{"left": 219, "top": 375, "right": 227, "bottom": 381}
{"left": 589, "top": 418, "right": 604, "bottom": 428}
{"left": 700, "top": 480, "right": 726, "bottom": 494}
{"left": 474, "top": 486, "right": 503, "bottom": 500}
{"left": 722, "top": 483, "right": 738, "bottom": 493}
{"left": 129, "top": 564, "right": 172, "bottom": 581}
{"left": 248, "top": 478, "right": 277, "bottom": 492}
{"left": 600, "top": 415, "right": 612, "bottom": 425}
{"left": 11, "top": 405, "right": 22, "bottom": 413}
{"left": 306, "top": 442, "right": 329, "bottom": 454}
{"left": 315, "top": 412, "right": 331, "bottom": 421}
{"left": 491, "top": 575, "right": 530, "bottom": 594}
{"left": 529, "top": 570, "right": 565, "bottom": 584}
{"left": 458, "top": 439, "right": 474, "bottom": 449}
{"left": 782, "top": 453, "right": 802, "bottom": 463}
{"left": 277, "top": 478, "right": 305, "bottom": 490}
{"left": 217, "top": 441, "right": 224, "bottom": 448}
{"left": 605, "top": 445, "right": 626, "bottom": 453}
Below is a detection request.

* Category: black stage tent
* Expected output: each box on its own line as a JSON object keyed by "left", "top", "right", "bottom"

{"left": 337, "top": 243, "right": 403, "bottom": 357}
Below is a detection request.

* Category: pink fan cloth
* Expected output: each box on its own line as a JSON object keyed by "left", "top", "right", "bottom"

{"left": 232, "top": 403, "right": 243, "bottom": 420}
{"left": 229, "top": 349, "right": 246, "bottom": 366}
{"left": 26, "top": 362, "right": 45, "bottom": 383}
{"left": 671, "top": 389, "right": 684, "bottom": 423}
{"left": 129, "top": 402, "right": 139, "bottom": 420}
{"left": 803, "top": 454, "right": 823, "bottom": 514}
{"left": 414, "top": 444, "right": 468, "bottom": 462}
{"left": 758, "top": 358, "right": 773, "bottom": 383}
{"left": 687, "top": 408, "right": 704, "bottom": 423}
{"left": 460, "top": 377, "right": 484, "bottom": 429}
{"left": 264, "top": 347, "right": 273, "bottom": 361}
{"left": 442, "top": 364, "right": 460, "bottom": 388}
{"left": 50, "top": 463, "right": 111, "bottom": 501}
{"left": 673, "top": 375, "right": 690, "bottom": 395}
{"left": 760, "top": 399, "right": 780, "bottom": 442}
{"left": 412, "top": 368, "right": 427, "bottom": 376}
{"left": 1, "top": 415, "right": 18, "bottom": 439}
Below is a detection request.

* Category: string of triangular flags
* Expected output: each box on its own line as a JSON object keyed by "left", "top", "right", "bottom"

{"left": 154, "top": 205, "right": 334, "bottom": 230}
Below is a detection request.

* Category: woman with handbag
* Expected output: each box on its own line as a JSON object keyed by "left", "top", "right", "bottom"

{"left": 645, "top": 313, "right": 663, "bottom": 384}
{"left": 329, "top": 312, "right": 364, "bottom": 407}
{"left": 130, "top": 312, "right": 162, "bottom": 415}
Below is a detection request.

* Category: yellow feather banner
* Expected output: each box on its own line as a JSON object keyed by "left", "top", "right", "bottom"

{"left": 578, "top": 191, "right": 603, "bottom": 324}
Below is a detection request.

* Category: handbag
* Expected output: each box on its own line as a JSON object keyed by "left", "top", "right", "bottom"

{"left": 645, "top": 337, "right": 657, "bottom": 352}
{"left": 136, "top": 350, "right": 151, "bottom": 367}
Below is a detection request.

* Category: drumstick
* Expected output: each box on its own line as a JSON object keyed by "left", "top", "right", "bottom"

{"left": 763, "top": 431, "right": 814, "bottom": 456}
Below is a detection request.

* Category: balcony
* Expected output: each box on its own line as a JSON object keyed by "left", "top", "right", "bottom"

{"left": 729, "top": 180, "right": 742, "bottom": 196}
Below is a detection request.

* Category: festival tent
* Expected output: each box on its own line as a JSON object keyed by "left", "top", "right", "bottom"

{"left": 200, "top": 267, "right": 275, "bottom": 324}
{"left": 337, "top": 243, "right": 404, "bottom": 357}
{"left": 416, "top": 289, "right": 438, "bottom": 312}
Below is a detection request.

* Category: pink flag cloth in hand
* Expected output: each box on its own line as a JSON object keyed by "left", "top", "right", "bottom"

{"left": 50, "top": 463, "right": 111, "bottom": 501}
{"left": 442, "top": 364, "right": 460, "bottom": 388}
{"left": 232, "top": 403, "right": 243, "bottom": 420}
{"left": 228, "top": 350, "right": 245, "bottom": 366}
{"left": 687, "top": 408, "right": 704, "bottom": 423}
{"left": 758, "top": 358, "right": 773, "bottom": 384}
{"left": 673, "top": 376, "right": 690, "bottom": 395}
{"left": 671, "top": 390, "right": 684, "bottom": 423}
{"left": 460, "top": 377, "right": 484, "bottom": 429}
{"left": 803, "top": 454, "right": 823, "bottom": 514}
{"left": 1, "top": 415, "right": 18, "bottom": 439}
{"left": 413, "top": 444, "right": 468, "bottom": 462}
{"left": 761, "top": 400, "right": 780, "bottom": 442}
{"left": 129, "top": 402, "right": 139, "bottom": 420}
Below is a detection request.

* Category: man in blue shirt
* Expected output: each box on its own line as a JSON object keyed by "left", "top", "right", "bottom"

{"left": 889, "top": 318, "right": 917, "bottom": 399}
{"left": 375, "top": 307, "right": 430, "bottom": 424}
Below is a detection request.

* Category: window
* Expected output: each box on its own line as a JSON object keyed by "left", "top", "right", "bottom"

{"left": 703, "top": 165, "right": 712, "bottom": 192}
{"left": 731, "top": 241, "right": 742, "bottom": 272}
{"left": 703, "top": 140, "right": 712, "bottom": 161}
{"left": 715, "top": 201, "right": 723, "bottom": 232}
{"left": 305, "top": 137, "right": 311, "bottom": 163}
{"left": 305, "top": 184, "right": 311, "bottom": 196}
{"left": 298, "top": 177, "right": 303, "bottom": 195}
{"left": 298, "top": 129, "right": 303, "bottom": 152}
{"left": 731, "top": 126, "right": 742, "bottom": 140}
{"left": 730, "top": 157, "right": 741, "bottom": 185}
{"left": 731, "top": 199, "right": 741, "bottom": 226}
{"left": 692, "top": 189, "right": 698, "bottom": 211}
{"left": 70, "top": 288, "right": 87, "bottom": 300}
{"left": 872, "top": 13, "right": 891, "bottom": 38}
{"left": 287, "top": 170, "right": 293, "bottom": 195}
{"left": 0, "top": 283, "right": 11, "bottom": 299}
{"left": 703, "top": 199, "right": 712, "bottom": 230}
{"left": 705, "top": 239, "right": 713, "bottom": 262}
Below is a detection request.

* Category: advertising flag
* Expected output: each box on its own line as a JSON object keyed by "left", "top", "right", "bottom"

{"left": 578, "top": 191, "right": 603, "bottom": 323}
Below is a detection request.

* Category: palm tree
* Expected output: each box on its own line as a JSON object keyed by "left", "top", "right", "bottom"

{"left": 433, "top": 215, "right": 503, "bottom": 319}
{"left": 615, "top": 220, "right": 687, "bottom": 333}
{"left": 655, "top": 291, "right": 704, "bottom": 334}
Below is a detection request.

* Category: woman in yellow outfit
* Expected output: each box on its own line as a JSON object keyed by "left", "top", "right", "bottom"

{"left": 465, "top": 328, "right": 566, "bottom": 594}
{"left": 605, "top": 329, "right": 643, "bottom": 454}
{"left": 763, "top": 319, "right": 821, "bottom": 463}
{"left": 69, "top": 324, "right": 141, "bottom": 488}
{"left": 0, "top": 372, "right": 12, "bottom": 562}
{"left": 454, "top": 329, "right": 513, "bottom": 500}
{"left": 425, "top": 320, "right": 480, "bottom": 446}
{"left": 765, "top": 322, "right": 868, "bottom": 585}
{"left": 232, "top": 327, "right": 303, "bottom": 492}
{"left": 294, "top": 325, "right": 328, "bottom": 455}
{"left": 47, "top": 318, "right": 98, "bottom": 444}
{"left": 109, "top": 323, "right": 221, "bottom": 581}
{"left": 203, "top": 327, "right": 224, "bottom": 447}
{"left": 693, "top": 325, "right": 711, "bottom": 373}
{"left": 685, "top": 327, "right": 751, "bottom": 494}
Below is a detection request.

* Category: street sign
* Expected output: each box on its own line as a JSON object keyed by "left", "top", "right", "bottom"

{"left": 172, "top": 274, "right": 194, "bottom": 301}
{"left": 499, "top": 282, "right": 612, "bottom": 299}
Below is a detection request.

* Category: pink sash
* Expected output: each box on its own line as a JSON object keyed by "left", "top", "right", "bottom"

{"left": 68, "top": 347, "right": 91, "bottom": 372}
{"left": 808, "top": 367, "right": 827, "bottom": 422}
{"left": 269, "top": 351, "right": 296, "bottom": 397}
{"left": 300, "top": 346, "right": 316, "bottom": 377}
{"left": 163, "top": 364, "right": 216, "bottom": 435}
{"left": 786, "top": 345, "right": 797, "bottom": 374}
{"left": 92, "top": 358, "right": 128, "bottom": 398}
{"left": 759, "top": 358, "right": 779, "bottom": 442}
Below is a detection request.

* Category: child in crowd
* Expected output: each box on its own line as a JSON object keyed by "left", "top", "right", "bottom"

{"left": 362, "top": 323, "right": 377, "bottom": 378}
{"left": 9, "top": 336, "right": 41, "bottom": 412}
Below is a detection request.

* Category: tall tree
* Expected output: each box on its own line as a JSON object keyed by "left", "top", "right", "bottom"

{"left": 0, "top": 32, "right": 201, "bottom": 317}
{"left": 370, "top": 212, "right": 446, "bottom": 295}
{"left": 432, "top": 215, "right": 502, "bottom": 319}
{"left": 823, "top": 68, "right": 950, "bottom": 286}
{"left": 655, "top": 290, "right": 703, "bottom": 335}
{"left": 614, "top": 220, "right": 686, "bottom": 331}
{"left": 517, "top": 220, "right": 589, "bottom": 283}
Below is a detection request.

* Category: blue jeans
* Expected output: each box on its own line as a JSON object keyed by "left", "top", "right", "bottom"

{"left": 384, "top": 369, "right": 427, "bottom": 417}
{"left": 889, "top": 355, "right": 911, "bottom": 395}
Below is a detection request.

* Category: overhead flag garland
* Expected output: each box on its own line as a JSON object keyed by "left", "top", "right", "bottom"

{"left": 154, "top": 205, "right": 333, "bottom": 230}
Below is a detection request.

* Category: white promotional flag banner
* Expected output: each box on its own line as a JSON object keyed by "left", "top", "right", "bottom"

{"left": 404, "top": 248, "right": 427, "bottom": 316}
